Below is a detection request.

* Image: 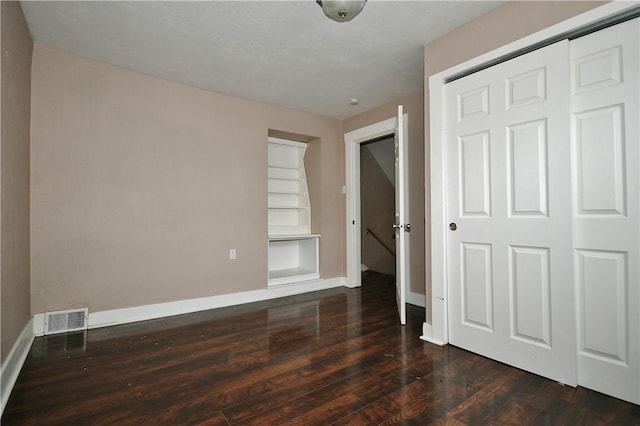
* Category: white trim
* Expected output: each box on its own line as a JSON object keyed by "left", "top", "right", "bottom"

{"left": 267, "top": 136, "right": 307, "bottom": 148}
{"left": 344, "top": 117, "right": 396, "bottom": 288}
{"left": 1, "top": 319, "right": 34, "bottom": 415}
{"left": 82, "top": 277, "right": 346, "bottom": 330}
{"left": 428, "top": 2, "right": 639, "bottom": 346}
{"left": 428, "top": 64, "right": 449, "bottom": 345}
{"left": 343, "top": 278, "right": 359, "bottom": 289}
{"left": 32, "top": 313, "right": 45, "bottom": 336}
{"left": 420, "top": 321, "right": 445, "bottom": 346}
{"left": 408, "top": 291, "right": 426, "bottom": 308}
{"left": 344, "top": 114, "right": 408, "bottom": 287}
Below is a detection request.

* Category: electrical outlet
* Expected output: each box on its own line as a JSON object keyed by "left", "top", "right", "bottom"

{"left": 229, "top": 249, "right": 236, "bottom": 260}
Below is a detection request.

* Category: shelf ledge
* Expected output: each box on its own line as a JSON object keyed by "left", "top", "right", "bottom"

{"left": 268, "top": 234, "right": 320, "bottom": 241}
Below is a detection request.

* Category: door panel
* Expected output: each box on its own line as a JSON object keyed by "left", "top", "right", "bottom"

{"left": 577, "top": 250, "right": 628, "bottom": 362}
{"left": 574, "top": 105, "right": 626, "bottom": 215}
{"left": 460, "top": 242, "right": 493, "bottom": 330}
{"left": 571, "top": 18, "right": 639, "bottom": 405}
{"left": 509, "top": 246, "right": 551, "bottom": 346}
{"left": 446, "top": 41, "right": 576, "bottom": 386}
{"left": 459, "top": 132, "right": 491, "bottom": 217}
{"left": 507, "top": 119, "right": 548, "bottom": 216}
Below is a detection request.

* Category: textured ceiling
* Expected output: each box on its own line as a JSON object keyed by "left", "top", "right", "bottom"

{"left": 20, "top": 1, "right": 503, "bottom": 119}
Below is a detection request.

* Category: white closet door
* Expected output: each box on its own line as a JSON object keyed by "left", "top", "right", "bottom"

{"left": 571, "top": 18, "right": 640, "bottom": 405}
{"left": 445, "top": 41, "right": 577, "bottom": 385}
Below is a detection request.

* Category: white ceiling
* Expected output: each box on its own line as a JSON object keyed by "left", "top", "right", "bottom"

{"left": 20, "top": 1, "right": 503, "bottom": 119}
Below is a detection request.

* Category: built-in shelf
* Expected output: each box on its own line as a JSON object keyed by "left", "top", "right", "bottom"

{"left": 268, "top": 235, "right": 320, "bottom": 285}
{"left": 267, "top": 139, "right": 311, "bottom": 236}
{"left": 269, "top": 268, "right": 318, "bottom": 282}
{"left": 267, "top": 137, "right": 319, "bottom": 287}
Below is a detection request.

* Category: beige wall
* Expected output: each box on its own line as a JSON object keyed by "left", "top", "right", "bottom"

{"left": 342, "top": 90, "right": 426, "bottom": 297}
{"left": 425, "top": 1, "right": 607, "bottom": 77}
{"left": 1, "top": 1, "right": 32, "bottom": 364}
{"left": 30, "top": 46, "right": 344, "bottom": 314}
{"left": 8, "top": 0, "right": 608, "bottom": 335}
{"left": 422, "top": 1, "right": 606, "bottom": 323}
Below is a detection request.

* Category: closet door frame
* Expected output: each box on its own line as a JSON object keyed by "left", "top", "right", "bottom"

{"left": 424, "top": 2, "right": 639, "bottom": 346}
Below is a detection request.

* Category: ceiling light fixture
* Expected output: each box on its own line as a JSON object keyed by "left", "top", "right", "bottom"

{"left": 316, "top": 0, "right": 367, "bottom": 23}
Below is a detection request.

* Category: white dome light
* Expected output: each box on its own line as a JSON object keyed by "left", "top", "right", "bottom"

{"left": 316, "top": 1, "right": 367, "bottom": 23}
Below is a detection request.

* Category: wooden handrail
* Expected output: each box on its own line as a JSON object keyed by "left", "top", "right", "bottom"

{"left": 366, "top": 227, "right": 396, "bottom": 258}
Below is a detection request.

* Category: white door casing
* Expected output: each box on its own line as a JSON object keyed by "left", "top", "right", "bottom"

{"left": 570, "top": 18, "right": 639, "bottom": 404}
{"left": 395, "top": 105, "right": 410, "bottom": 326}
{"left": 345, "top": 116, "right": 396, "bottom": 288}
{"left": 445, "top": 41, "right": 577, "bottom": 385}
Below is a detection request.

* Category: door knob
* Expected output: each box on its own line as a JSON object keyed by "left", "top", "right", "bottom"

{"left": 449, "top": 222, "right": 457, "bottom": 231}
{"left": 393, "top": 224, "right": 411, "bottom": 232}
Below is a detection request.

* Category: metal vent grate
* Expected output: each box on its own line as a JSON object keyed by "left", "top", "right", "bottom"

{"left": 45, "top": 308, "right": 88, "bottom": 335}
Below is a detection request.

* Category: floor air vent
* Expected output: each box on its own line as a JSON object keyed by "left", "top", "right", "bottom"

{"left": 45, "top": 308, "right": 88, "bottom": 335}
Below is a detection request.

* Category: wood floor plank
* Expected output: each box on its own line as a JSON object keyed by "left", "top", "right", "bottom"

{"left": 330, "top": 401, "right": 397, "bottom": 425}
{"left": 238, "top": 386, "right": 365, "bottom": 425}
{"left": 3, "top": 271, "right": 639, "bottom": 425}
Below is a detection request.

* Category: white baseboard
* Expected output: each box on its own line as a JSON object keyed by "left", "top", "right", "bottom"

{"left": 1, "top": 319, "right": 34, "bottom": 416}
{"left": 32, "top": 312, "right": 45, "bottom": 336}
{"left": 420, "top": 321, "right": 445, "bottom": 346}
{"left": 32, "top": 277, "right": 346, "bottom": 334}
{"left": 407, "top": 291, "right": 426, "bottom": 308}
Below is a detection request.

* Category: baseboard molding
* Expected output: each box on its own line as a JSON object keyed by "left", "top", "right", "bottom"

{"left": 407, "top": 291, "right": 426, "bottom": 308}
{"left": 1, "top": 319, "right": 34, "bottom": 416}
{"left": 420, "top": 321, "right": 445, "bottom": 346}
{"left": 33, "top": 277, "right": 346, "bottom": 334}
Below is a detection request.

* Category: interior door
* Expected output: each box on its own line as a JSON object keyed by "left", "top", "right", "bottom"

{"left": 570, "top": 18, "right": 639, "bottom": 405}
{"left": 394, "top": 105, "right": 409, "bottom": 325}
{"left": 445, "top": 41, "right": 577, "bottom": 385}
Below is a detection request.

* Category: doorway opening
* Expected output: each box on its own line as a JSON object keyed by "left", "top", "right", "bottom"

{"left": 360, "top": 136, "right": 396, "bottom": 288}
{"left": 344, "top": 106, "right": 409, "bottom": 324}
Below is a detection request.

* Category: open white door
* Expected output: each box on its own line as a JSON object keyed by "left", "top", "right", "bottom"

{"left": 394, "top": 105, "right": 409, "bottom": 325}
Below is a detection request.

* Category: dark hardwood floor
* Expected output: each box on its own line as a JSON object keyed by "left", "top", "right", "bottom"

{"left": 3, "top": 272, "right": 639, "bottom": 425}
